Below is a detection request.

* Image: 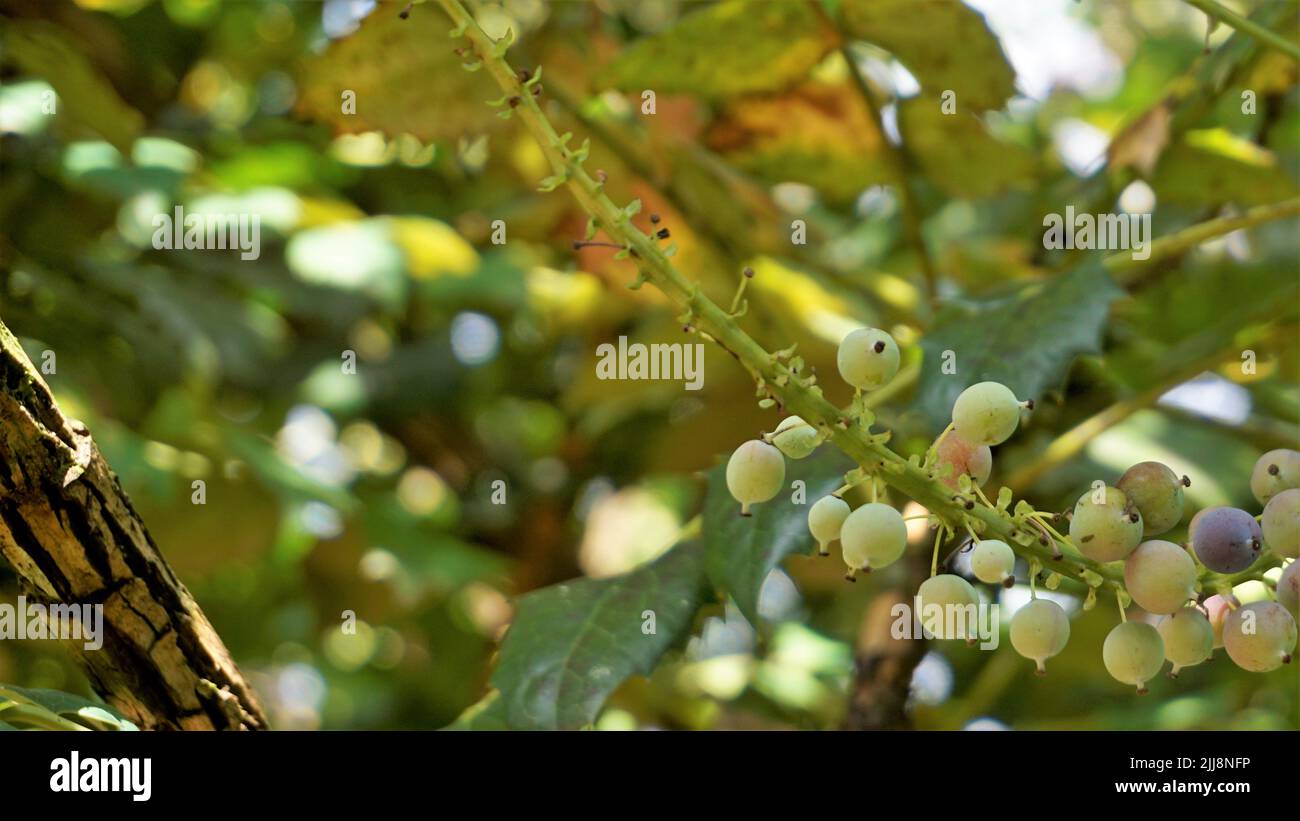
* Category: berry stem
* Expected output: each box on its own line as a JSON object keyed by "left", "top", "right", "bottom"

{"left": 930, "top": 528, "right": 943, "bottom": 578}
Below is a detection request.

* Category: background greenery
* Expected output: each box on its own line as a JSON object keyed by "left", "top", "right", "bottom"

{"left": 0, "top": 0, "right": 1296, "bottom": 730}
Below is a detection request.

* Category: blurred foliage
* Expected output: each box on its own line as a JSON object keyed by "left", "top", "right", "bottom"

{"left": 0, "top": 0, "right": 1296, "bottom": 732}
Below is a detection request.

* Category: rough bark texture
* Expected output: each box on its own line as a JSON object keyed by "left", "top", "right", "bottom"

{"left": 0, "top": 320, "right": 266, "bottom": 730}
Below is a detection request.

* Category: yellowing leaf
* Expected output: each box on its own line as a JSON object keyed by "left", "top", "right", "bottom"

{"left": 706, "top": 83, "right": 893, "bottom": 202}
{"left": 296, "top": 7, "right": 502, "bottom": 141}
{"left": 843, "top": 0, "right": 1015, "bottom": 112}
{"left": 606, "top": 0, "right": 836, "bottom": 99}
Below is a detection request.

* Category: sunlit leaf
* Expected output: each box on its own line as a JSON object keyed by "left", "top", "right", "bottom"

{"left": 606, "top": 0, "right": 835, "bottom": 99}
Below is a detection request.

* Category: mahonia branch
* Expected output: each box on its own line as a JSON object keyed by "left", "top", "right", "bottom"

{"left": 1182, "top": 0, "right": 1300, "bottom": 62}
{"left": 435, "top": 0, "right": 1282, "bottom": 603}
{"left": 1104, "top": 196, "right": 1300, "bottom": 283}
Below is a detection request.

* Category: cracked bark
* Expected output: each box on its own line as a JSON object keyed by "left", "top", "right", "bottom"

{"left": 0, "top": 319, "right": 266, "bottom": 730}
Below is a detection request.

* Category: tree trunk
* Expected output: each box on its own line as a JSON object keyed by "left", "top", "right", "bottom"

{"left": 0, "top": 320, "right": 266, "bottom": 730}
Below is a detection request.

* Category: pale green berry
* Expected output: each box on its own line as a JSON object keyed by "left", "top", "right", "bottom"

{"left": 916, "top": 574, "right": 980, "bottom": 642}
{"left": 1069, "top": 486, "right": 1143, "bottom": 563}
{"left": 951, "top": 381, "right": 1022, "bottom": 446}
{"left": 1261, "top": 488, "right": 1300, "bottom": 560}
{"left": 725, "top": 440, "right": 785, "bottom": 516}
{"left": 1123, "top": 540, "right": 1197, "bottom": 615}
{"left": 1158, "top": 608, "right": 1214, "bottom": 677}
{"left": 808, "top": 495, "right": 850, "bottom": 557}
{"left": 1223, "top": 601, "right": 1297, "bottom": 673}
{"left": 1250, "top": 448, "right": 1300, "bottom": 506}
{"left": 969, "top": 539, "right": 1015, "bottom": 587}
{"left": 768, "top": 415, "right": 821, "bottom": 460}
{"left": 836, "top": 327, "right": 900, "bottom": 391}
{"left": 1102, "top": 621, "right": 1165, "bottom": 694}
{"left": 1116, "top": 461, "right": 1187, "bottom": 537}
{"left": 840, "top": 502, "right": 907, "bottom": 575}
{"left": 1010, "top": 598, "right": 1070, "bottom": 674}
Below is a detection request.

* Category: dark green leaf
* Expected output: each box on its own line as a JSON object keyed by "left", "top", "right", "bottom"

{"left": 914, "top": 261, "right": 1123, "bottom": 430}
{"left": 489, "top": 540, "right": 709, "bottom": 729}
{"left": 703, "top": 447, "right": 854, "bottom": 626}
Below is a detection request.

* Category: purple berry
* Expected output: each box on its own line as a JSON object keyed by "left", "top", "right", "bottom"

{"left": 1189, "top": 506, "right": 1262, "bottom": 574}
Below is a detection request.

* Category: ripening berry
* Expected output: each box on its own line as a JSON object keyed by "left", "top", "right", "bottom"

{"left": 1250, "top": 448, "right": 1300, "bottom": 506}
{"left": 768, "top": 415, "right": 822, "bottom": 460}
{"left": 1203, "top": 593, "right": 1240, "bottom": 648}
{"left": 916, "top": 574, "right": 980, "bottom": 642}
{"left": 1009, "top": 598, "right": 1070, "bottom": 674}
{"left": 1124, "top": 540, "right": 1197, "bottom": 615}
{"left": 840, "top": 502, "right": 907, "bottom": 574}
{"left": 969, "top": 539, "right": 1015, "bottom": 586}
{"left": 1069, "top": 487, "right": 1143, "bottom": 563}
{"left": 1276, "top": 562, "right": 1299, "bottom": 619}
{"left": 1116, "top": 461, "right": 1186, "bottom": 537}
{"left": 1189, "top": 506, "right": 1262, "bottom": 574}
{"left": 725, "top": 440, "right": 785, "bottom": 516}
{"left": 1261, "top": 488, "right": 1300, "bottom": 560}
{"left": 1223, "top": 601, "right": 1297, "bottom": 673}
{"left": 1102, "top": 621, "right": 1165, "bottom": 694}
{"left": 934, "top": 432, "right": 992, "bottom": 490}
{"left": 1158, "top": 608, "right": 1214, "bottom": 677}
{"left": 807, "top": 495, "right": 850, "bottom": 557}
{"left": 951, "top": 381, "right": 1022, "bottom": 446}
{"left": 836, "top": 327, "right": 899, "bottom": 391}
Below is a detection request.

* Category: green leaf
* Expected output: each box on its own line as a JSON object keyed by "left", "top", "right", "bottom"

{"left": 843, "top": 0, "right": 1015, "bottom": 112}
{"left": 897, "top": 99, "right": 1035, "bottom": 198}
{"left": 0, "top": 685, "right": 137, "bottom": 731}
{"left": 2, "top": 21, "right": 144, "bottom": 153}
{"left": 606, "top": 1, "right": 835, "bottom": 99}
{"left": 914, "top": 261, "right": 1123, "bottom": 430}
{"left": 488, "top": 540, "right": 709, "bottom": 729}
{"left": 703, "top": 447, "right": 854, "bottom": 626}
